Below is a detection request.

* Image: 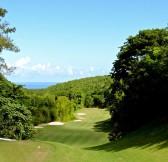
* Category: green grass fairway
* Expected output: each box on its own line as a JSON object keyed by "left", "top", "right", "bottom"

{"left": 1, "top": 108, "right": 168, "bottom": 162}
{"left": 0, "top": 140, "right": 53, "bottom": 162}
{"left": 35, "top": 108, "right": 110, "bottom": 148}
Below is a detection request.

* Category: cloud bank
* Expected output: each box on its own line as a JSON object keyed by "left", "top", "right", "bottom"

{"left": 7, "top": 57, "right": 109, "bottom": 82}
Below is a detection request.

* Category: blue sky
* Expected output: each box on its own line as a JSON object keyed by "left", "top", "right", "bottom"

{"left": 1, "top": 0, "right": 168, "bottom": 82}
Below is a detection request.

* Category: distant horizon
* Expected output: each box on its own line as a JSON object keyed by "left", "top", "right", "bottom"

{"left": 14, "top": 81, "right": 59, "bottom": 83}
{"left": 13, "top": 74, "right": 109, "bottom": 84}
{"left": 1, "top": 0, "right": 168, "bottom": 82}
{"left": 14, "top": 81, "right": 59, "bottom": 89}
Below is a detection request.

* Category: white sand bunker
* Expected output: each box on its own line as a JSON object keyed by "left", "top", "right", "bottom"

{"left": 48, "top": 122, "right": 64, "bottom": 125}
{"left": 74, "top": 119, "right": 82, "bottom": 122}
{"left": 0, "top": 138, "right": 16, "bottom": 141}
{"left": 34, "top": 126, "right": 44, "bottom": 129}
{"left": 77, "top": 113, "right": 86, "bottom": 116}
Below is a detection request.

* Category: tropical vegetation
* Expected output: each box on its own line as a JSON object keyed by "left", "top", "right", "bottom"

{"left": 25, "top": 75, "right": 112, "bottom": 125}
{"left": 0, "top": 8, "right": 35, "bottom": 140}
{"left": 108, "top": 28, "right": 168, "bottom": 140}
{"left": 0, "top": 7, "right": 168, "bottom": 162}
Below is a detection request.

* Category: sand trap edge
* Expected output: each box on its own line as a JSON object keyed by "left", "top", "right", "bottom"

{"left": 48, "top": 122, "right": 64, "bottom": 125}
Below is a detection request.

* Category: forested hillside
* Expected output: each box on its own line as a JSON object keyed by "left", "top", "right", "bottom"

{"left": 46, "top": 75, "right": 112, "bottom": 108}
{"left": 25, "top": 75, "right": 113, "bottom": 125}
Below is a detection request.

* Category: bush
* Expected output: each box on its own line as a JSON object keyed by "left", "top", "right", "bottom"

{"left": 54, "top": 96, "right": 75, "bottom": 122}
{"left": 0, "top": 97, "right": 36, "bottom": 140}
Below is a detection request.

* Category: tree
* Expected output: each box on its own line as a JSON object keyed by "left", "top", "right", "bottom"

{"left": 54, "top": 96, "right": 75, "bottom": 122}
{"left": 108, "top": 28, "right": 168, "bottom": 140}
{"left": 0, "top": 96, "right": 35, "bottom": 140}
{"left": 0, "top": 8, "right": 19, "bottom": 75}
{"left": 0, "top": 8, "right": 36, "bottom": 140}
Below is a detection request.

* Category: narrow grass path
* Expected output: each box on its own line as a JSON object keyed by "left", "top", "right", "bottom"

{"left": 35, "top": 108, "right": 115, "bottom": 162}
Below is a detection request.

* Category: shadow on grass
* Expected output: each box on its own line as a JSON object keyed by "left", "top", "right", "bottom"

{"left": 86, "top": 122, "right": 168, "bottom": 152}
{"left": 93, "top": 118, "right": 112, "bottom": 133}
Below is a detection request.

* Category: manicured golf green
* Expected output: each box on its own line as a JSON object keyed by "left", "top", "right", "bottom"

{"left": 1, "top": 108, "right": 168, "bottom": 162}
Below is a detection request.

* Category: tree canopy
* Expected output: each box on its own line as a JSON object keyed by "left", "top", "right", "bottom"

{"left": 0, "top": 8, "right": 35, "bottom": 140}
{"left": 108, "top": 28, "right": 168, "bottom": 140}
{"left": 0, "top": 73, "right": 35, "bottom": 140}
{"left": 0, "top": 8, "right": 19, "bottom": 75}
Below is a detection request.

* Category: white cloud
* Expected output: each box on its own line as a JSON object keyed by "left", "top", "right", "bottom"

{"left": 67, "top": 66, "right": 73, "bottom": 75}
{"left": 55, "top": 66, "right": 61, "bottom": 71}
{"left": 15, "top": 57, "right": 31, "bottom": 67}
{"left": 55, "top": 65, "right": 63, "bottom": 73}
{"left": 31, "top": 63, "right": 46, "bottom": 72}
{"left": 79, "top": 70, "right": 84, "bottom": 75}
{"left": 9, "top": 61, "right": 109, "bottom": 82}
{"left": 89, "top": 66, "right": 94, "bottom": 72}
{"left": 7, "top": 63, "right": 12, "bottom": 68}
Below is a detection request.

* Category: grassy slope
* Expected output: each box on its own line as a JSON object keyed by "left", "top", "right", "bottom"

{"left": 0, "top": 140, "right": 53, "bottom": 162}
{"left": 1, "top": 108, "right": 168, "bottom": 162}
{"left": 35, "top": 108, "right": 110, "bottom": 148}
{"left": 35, "top": 108, "right": 168, "bottom": 162}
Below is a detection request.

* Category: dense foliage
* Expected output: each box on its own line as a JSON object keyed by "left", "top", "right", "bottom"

{"left": 0, "top": 8, "right": 35, "bottom": 140}
{"left": 47, "top": 75, "right": 113, "bottom": 108}
{"left": 0, "top": 74, "right": 35, "bottom": 139}
{"left": 108, "top": 28, "right": 168, "bottom": 140}
{"left": 25, "top": 76, "right": 112, "bottom": 125}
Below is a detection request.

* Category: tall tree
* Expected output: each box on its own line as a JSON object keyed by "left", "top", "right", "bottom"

{"left": 0, "top": 8, "right": 35, "bottom": 140}
{"left": 108, "top": 28, "right": 168, "bottom": 140}
{"left": 0, "top": 8, "right": 19, "bottom": 75}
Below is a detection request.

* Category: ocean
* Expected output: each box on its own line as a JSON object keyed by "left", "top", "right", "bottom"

{"left": 15, "top": 82, "right": 58, "bottom": 89}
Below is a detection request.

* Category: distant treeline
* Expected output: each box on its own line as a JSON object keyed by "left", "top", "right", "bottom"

{"left": 24, "top": 75, "right": 113, "bottom": 125}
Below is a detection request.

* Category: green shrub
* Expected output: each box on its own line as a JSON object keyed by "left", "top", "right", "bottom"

{"left": 0, "top": 97, "right": 36, "bottom": 140}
